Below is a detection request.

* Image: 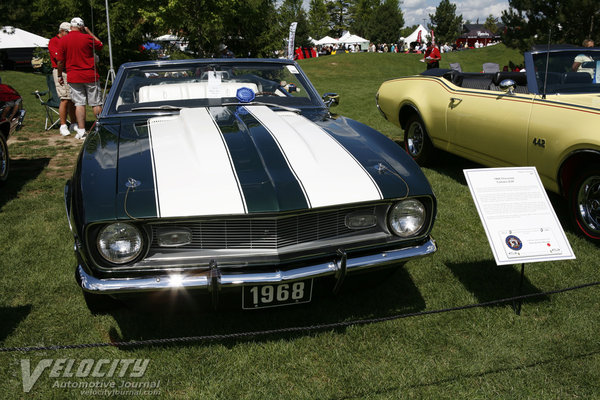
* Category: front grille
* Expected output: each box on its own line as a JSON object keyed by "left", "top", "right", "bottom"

{"left": 150, "top": 206, "right": 377, "bottom": 250}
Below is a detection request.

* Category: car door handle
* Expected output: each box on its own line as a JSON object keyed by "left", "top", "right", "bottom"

{"left": 450, "top": 97, "right": 462, "bottom": 104}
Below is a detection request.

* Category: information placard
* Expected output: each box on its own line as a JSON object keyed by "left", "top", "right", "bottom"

{"left": 463, "top": 167, "right": 575, "bottom": 265}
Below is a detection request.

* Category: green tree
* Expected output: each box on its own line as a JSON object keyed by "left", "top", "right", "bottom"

{"left": 327, "top": 0, "right": 351, "bottom": 37}
{"left": 501, "top": 0, "right": 600, "bottom": 51}
{"left": 348, "top": 0, "right": 379, "bottom": 39}
{"left": 278, "top": 0, "right": 311, "bottom": 49}
{"left": 147, "top": 0, "right": 279, "bottom": 57}
{"left": 308, "top": 0, "right": 331, "bottom": 39}
{"left": 483, "top": 15, "right": 499, "bottom": 34}
{"left": 428, "top": 0, "right": 462, "bottom": 45}
{"left": 368, "top": 0, "right": 404, "bottom": 44}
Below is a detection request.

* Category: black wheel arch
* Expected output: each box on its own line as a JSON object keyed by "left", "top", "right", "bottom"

{"left": 558, "top": 149, "right": 600, "bottom": 197}
{"left": 398, "top": 103, "right": 420, "bottom": 131}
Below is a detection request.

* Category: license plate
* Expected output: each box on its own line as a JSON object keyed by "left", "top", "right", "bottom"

{"left": 242, "top": 280, "right": 313, "bottom": 309}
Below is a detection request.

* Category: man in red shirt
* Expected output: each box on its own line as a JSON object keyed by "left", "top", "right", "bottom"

{"left": 423, "top": 42, "right": 441, "bottom": 69}
{"left": 48, "top": 21, "right": 77, "bottom": 136}
{"left": 57, "top": 17, "right": 103, "bottom": 140}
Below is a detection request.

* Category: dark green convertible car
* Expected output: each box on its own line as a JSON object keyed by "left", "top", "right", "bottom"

{"left": 65, "top": 58, "right": 437, "bottom": 312}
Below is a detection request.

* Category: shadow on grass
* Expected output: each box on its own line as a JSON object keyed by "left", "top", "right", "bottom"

{"left": 422, "top": 149, "right": 481, "bottom": 185}
{"left": 393, "top": 140, "right": 481, "bottom": 186}
{"left": 446, "top": 260, "right": 548, "bottom": 305}
{"left": 0, "top": 157, "right": 50, "bottom": 210}
{"left": 0, "top": 305, "right": 32, "bottom": 343}
{"left": 332, "top": 348, "right": 600, "bottom": 399}
{"left": 105, "top": 267, "right": 426, "bottom": 348}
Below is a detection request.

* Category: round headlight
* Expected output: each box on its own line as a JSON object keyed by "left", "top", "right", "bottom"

{"left": 97, "top": 223, "right": 144, "bottom": 264}
{"left": 388, "top": 200, "right": 426, "bottom": 237}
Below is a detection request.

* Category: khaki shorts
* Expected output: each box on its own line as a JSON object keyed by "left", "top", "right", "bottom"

{"left": 52, "top": 69, "right": 71, "bottom": 100}
{"left": 69, "top": 82, "right": 103, "bottom": 107}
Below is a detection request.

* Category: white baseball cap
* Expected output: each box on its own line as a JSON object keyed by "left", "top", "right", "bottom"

{"left": 59, "top": 22, "right": 71, "bottom": 32}
{"left": 70, "top": 17, "right": 84, "bottom": 27}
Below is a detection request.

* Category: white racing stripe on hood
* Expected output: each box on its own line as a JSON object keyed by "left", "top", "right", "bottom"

{"left": 248, "top": 106, "right": 382, "bottom": 208}
{"left": 148, "top": 108, "right": 246, "bottom": 217}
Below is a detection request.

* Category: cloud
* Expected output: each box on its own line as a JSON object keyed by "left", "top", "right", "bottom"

{"left": 402, "top": 0, "right": 509, "bottom": 26}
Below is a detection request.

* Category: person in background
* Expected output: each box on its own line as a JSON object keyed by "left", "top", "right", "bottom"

{"left": 423, "top": 42, "right": 441, "bottom": 69}
{"left": 57, "top": 17, "right": 103, "bottom": 140}
{"left": 48, "top": 21, "right": 77, "bottom": 136}
{"left": 572, "top": 39, "right": 595, "bottom": 77}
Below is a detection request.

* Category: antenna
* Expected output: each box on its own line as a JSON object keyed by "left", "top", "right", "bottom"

{"left": 542, "top": 27, "right": 551, "bottom": 99}
{"left": 103, "top": 0, "right": 116, "bottom": 99}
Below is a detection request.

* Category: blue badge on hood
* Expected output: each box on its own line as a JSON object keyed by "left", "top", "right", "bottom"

{"left": 236, "top": 87, "right": 255, "bottom": 103}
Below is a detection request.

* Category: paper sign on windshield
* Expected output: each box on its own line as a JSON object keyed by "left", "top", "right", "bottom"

{"left": 463, "top": 167, "right": 575, "bottom": 265}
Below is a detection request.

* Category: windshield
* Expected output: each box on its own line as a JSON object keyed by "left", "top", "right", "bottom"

{"left": 533, "top": 50, "right": 600, "bottom": 94}
{"left": 108, "top": 60, "right": 322, "bottom": 114}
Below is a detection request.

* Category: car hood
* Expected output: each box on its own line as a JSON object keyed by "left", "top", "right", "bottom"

{"left": 78, "top": 105, "right": 432, "bottom": 222}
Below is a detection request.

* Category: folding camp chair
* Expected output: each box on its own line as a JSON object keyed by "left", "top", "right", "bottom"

{"left": 482, "top": 62, "right": 500, "bottom": 73}
{"left": 32, "top": 74, "right": 65, "bottom": 130}
{"left": 450, "top": 62, "right": 462, "bottom": 72}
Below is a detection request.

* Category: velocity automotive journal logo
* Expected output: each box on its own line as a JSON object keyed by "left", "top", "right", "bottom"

{"left": 20, "top": 358, "right": 160, "bottom": 395}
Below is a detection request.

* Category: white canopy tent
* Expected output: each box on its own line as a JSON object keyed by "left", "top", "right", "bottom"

{"left": 401, "top": 24, "right": 429, "bottom": 45}
{"left": 0, "top": 26, "right": 49, "bottom": 49}
{"left": 0, "top": 26, "right": 49, "bottom": 69}
{"left": 315, "top": 35, "right": 338, "bottom": 46}
{"left": 338, "top": 32, "right": 369, "bottom": 50}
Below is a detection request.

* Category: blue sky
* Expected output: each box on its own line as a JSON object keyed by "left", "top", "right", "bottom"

{"left": 295, "top": 0, "right": 510, "bottom": 28}
{"left": 402, "top": 0, "right": 510, "bottom": 27}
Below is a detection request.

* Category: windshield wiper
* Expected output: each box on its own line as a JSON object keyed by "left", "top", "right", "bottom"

{"left": 130, "top": 105, "right": 183, "bottom": 112}
{"left": 221, "top": 101, "right": 301, "bottom": 113}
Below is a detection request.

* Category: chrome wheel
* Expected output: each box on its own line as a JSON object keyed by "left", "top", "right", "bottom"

{"left": 575, "top": 175, "right": 600, "bottom": 238}
{"left": 406, "top": 121, "right": 425, "bottom": 157}
{"left": 403, "top": 114, "right": 433, "bottom": 166}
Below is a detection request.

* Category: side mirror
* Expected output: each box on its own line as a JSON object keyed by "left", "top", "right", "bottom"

{"left": 499, "top": 79, "right": 516, "bottom": 95}
{"left": 322, "top": 92, "right": 339, "bottom": 108}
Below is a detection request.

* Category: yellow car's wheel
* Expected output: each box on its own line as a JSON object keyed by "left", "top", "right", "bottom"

{"left": 570, "top": 167, "right": 600, "bottom": 241}
{"left": 404, "top": 114, "right": 433, "bottom": 166}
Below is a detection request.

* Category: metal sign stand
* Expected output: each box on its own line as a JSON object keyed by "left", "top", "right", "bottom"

{"left": 512, "top": 263, "right": 526, "bottom": 315}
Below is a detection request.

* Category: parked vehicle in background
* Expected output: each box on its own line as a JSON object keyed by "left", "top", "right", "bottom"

{"left": 0, "top": 81, "right": 26, "bottom": 184}
{"left": 377, "top": 46, "right": 600, "bottom": 242}
{"left": 65, "top": 58, "right": 438, "bottom": 313}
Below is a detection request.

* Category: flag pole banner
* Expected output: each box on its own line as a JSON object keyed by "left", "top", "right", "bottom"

{"left": 288, "top": 22, "right": 298, "bottom": 60}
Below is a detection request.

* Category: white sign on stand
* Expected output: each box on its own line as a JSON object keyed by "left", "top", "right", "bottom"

{"left": 463, "top": 167, "right": 575, "bottom": 266}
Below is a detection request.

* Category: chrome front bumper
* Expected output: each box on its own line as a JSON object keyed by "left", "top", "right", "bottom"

{"left": 78, "top": 237, "right": 436, "bottom": 294}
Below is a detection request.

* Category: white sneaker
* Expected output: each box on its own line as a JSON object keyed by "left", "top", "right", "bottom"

{"left": 59, "top": 124, "right": 70, "bottom": 136}
{"left": 69, "top": 123, "right": 79, "bottom": 132}
{"left": 75, "top": 129, "right": 87, "bottom": 140}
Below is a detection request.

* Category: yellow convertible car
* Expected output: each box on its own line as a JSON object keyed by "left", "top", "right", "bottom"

{"left": 377, "top": 46, "right": 600, "bottom": 241}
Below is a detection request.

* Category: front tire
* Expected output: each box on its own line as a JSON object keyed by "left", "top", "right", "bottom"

{"left": 404, "top": 114, "right": 434, "bottom": 166}
{"left": 0, "top": 133, "right": 9, "bottom": 184}
{"left": 569, "top": 165, "right": 600, "bottom": 241}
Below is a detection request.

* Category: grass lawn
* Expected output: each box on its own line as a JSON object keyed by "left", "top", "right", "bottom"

{"left": 1, "top": 44, "right": 599, "bottom": 399}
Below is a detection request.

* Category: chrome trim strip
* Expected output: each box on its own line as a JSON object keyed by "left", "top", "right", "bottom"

{"left": 78, "top": 237, "right": 436, "bottom": 293}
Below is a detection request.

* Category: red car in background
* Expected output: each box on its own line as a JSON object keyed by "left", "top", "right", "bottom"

{"left": 0, "top": 81, "right": 26, "bottom": 184}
